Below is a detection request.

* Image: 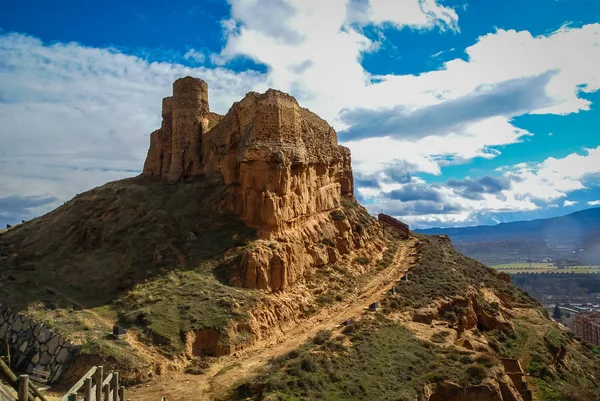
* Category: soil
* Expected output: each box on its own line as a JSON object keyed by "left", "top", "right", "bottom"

{"left": 127, "top": 237, "right": 417, "bottom": 401}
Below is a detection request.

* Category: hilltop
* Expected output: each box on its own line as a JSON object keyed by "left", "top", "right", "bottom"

{"left": 0, "top": 77, "right": 383, "bottom": 384}
{"left": 0, "top": 77, "right": 598, "bottom": 401}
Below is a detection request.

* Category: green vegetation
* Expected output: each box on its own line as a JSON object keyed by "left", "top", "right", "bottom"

{"left": 377, "top": 226, "right": 402, "bottom": 269}
{"left": 234, "top": 316, "right": 494, "bottom": 401}
{"left": 0, "top": 176, "right": 262, "bottom": 360}
{"left": 329, "top": 209, "right": 347, "bottom": 221}
{"left": 80, "top": 336, "right": 145, "bottom": 375}
{"left": 354, "top": 256, "right": 370, "bottom": 266}
{"left": 484, "top": 314, "right": 600, "bottom": 400}
{"left": 116, "top": 269, "right": 261, "bottom": 353}
{"left": 430, "top": 330, "right": 451, "bottom": 343}
{"left": 384, "top": 235, "right": 536, "bottom": 311}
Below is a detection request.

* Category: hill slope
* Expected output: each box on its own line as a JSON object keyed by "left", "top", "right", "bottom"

{"left": 235, "top": 235, "right": 600, "bottom": 401}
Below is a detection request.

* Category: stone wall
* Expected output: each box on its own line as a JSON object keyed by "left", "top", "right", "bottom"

{"left": 0, "top": 305, "right": 79, "bottom": 383}
{"left": 378, "top": 213, "right": 410, "bottom": 238}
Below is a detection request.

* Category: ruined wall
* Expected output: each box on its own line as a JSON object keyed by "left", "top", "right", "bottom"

{"left": 378, "top": 213, "right": 410, "bottom": 238}
{"left": 143, "top": 77, "right": 214, "bottom": 181}
{"left": 0, "top": 305, "right": 78, "bottom": 383}
{"left": 142, "top": 97, "right": 173, "bottom": 177}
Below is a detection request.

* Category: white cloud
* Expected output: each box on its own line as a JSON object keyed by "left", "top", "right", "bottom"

{"left": 362, "top": 146, "right": 600, "bottom": 227}
{"left": 588, "top": 200, "right": 600, "bottom": 206}
{"left": 506, "top": 146, "right": 600, "bottom": 202}
{"left": 183, "top": 48, "right": 206, "bottom": 64}
{"left": 367, "top": 0, "right": 459, "bottom": 32}
{"left": 0, "top": 33, "right": 267, "bottom": 219}
{"left": 2, "top": 2, "right": 600, "bottom": 228}
{"left": 218, "top": 1, "right": 600, "bottom": 182}
{"left": 219, "top": 0, "right": 459, "bottom": 123}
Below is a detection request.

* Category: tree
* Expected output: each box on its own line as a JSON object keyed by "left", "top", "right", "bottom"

{"left": 553, "top": 305, "right": 563, "bottom": 319}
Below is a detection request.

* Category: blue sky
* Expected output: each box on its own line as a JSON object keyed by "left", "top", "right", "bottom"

{"left": 1, "top": 0, "right": 599, "bottom": 228}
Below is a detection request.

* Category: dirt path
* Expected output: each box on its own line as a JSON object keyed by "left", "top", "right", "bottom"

{"left": 128, "top": 237, "right": 416, "bottom": 401}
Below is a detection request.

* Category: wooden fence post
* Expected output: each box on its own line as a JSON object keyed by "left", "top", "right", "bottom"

{"left": 118, "top": 386, "right": 125, "bottom": 401}
{"left": 84, "top": 377, "right": 92, "bottom": 401}
{"left": 95, "top": 366, "right": 104, "bottom": 401}
{"left": 18, "top": 375, "right": 29, "bottom": 401}
{"left": 111, "top": 372, "right": 119, "bottom": 401}
{"left": 103, "top": 383, "right": 110, "bottom": 401}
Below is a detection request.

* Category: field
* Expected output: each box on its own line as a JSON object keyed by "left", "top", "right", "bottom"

{"left": 491, "top": 262, "right": 600, "bottom": 274}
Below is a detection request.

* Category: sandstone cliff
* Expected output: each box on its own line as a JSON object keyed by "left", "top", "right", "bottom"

{"left": 142, "top": 77, "right": 382, "bottom": 292}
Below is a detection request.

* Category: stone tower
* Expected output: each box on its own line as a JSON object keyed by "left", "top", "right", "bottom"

{"left": 143, "top": 76, "right": 210, "bottom": 181}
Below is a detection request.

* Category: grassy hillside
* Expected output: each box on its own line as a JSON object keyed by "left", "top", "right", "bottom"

{"left": 235, "top": 317, "right": 498, "bottom": 401}
{"left": 0, "top": 176, "right": 263, "bottom": 377}
{"left": 235, "top": 234, "right": 600, "bottom": 401}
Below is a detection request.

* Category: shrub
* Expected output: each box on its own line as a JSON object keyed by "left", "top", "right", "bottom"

{"left": 313, "top": 330, "right": 332, "bottom": 345}
{"left": 465, "top": 364, "right": 488, "bottom": 383}
{"left": 430, "top": 331, "right": 450, "bottom": 343}
{"left": 474, "top": 354, "right": 497, "bottom": 368}
{"left": 330, "top": 210, "right": 346, "bottom": 221}
{"left": 355, "top": 256, "right": 370, "bottom": 265}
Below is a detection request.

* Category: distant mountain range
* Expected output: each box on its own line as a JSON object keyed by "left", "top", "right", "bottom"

{"left": 415, "top": 207, "right": 600, "bottom": 265}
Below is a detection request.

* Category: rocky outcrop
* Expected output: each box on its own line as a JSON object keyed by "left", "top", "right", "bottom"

{"left": 0, "top": 305, "right": 78, "bottom": 383}
{"left": 142, "top": 77, "right": 383, "bottom": 292}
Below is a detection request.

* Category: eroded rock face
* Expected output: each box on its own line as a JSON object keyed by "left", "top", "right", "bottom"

{"left": 142, "top": 78, "right": 381, "bottom": 292}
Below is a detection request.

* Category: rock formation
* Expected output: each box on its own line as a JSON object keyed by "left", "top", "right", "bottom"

{"left": 143, "top": 77, "right": 223, "bottom": 181}
{"left": 143, "top": 77, "right": 382, "bottom": 292}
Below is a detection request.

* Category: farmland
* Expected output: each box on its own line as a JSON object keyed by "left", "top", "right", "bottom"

{"left": 491, "top": 263, "right": 600, "bottom": 274}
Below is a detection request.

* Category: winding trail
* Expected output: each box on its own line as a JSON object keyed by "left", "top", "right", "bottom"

{"left": 128, "top": 237, "right": 417, "bottom": 401}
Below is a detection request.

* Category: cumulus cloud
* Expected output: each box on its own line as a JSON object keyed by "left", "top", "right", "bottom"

{"left": 386, "top": 183, "right": 442, "bottom": 202}
{"left": 2, "top": 2, "right": 600, "bottom": 228}
{"left": 367, "top": 199, "right": 463, "bottom": 216}
{"left": 588, "top": 200, "right": 600, "bottom": 206}
{"left": 183, "top": 48, "right": 206, "bottom": 64}
{"left": 505, "top": 146, "right": 600, "bottom": 202}
{"left": 0, "top": 195, "right": 58, "bottom": 226}
{"left": 363, "top": 145, "right": 600, "bottom": 227}
{"left": 339, "top": 71, "right": 556, "bottom": 141}
{"left": 0, "top": 32, "right": 268, "bottom": 222}
{"left": 360, "top": 0, "right": 459, "bottom": 32}
{"left": 447, "top": 175, "right": 512, "bottom": 200}
{"left": 219, "top": 0, "right": 461, "bottom": 122}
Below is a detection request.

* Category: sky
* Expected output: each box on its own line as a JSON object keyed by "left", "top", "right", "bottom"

{"left": 1, "top": 0, "right": 600, "bottom": 229}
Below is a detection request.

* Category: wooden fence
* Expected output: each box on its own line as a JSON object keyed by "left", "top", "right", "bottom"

{"left": 59, "top": 366, "right": 126, "bottom": 401}
{"left": 0, "top": 358, "right": 46, "bottom": 401}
